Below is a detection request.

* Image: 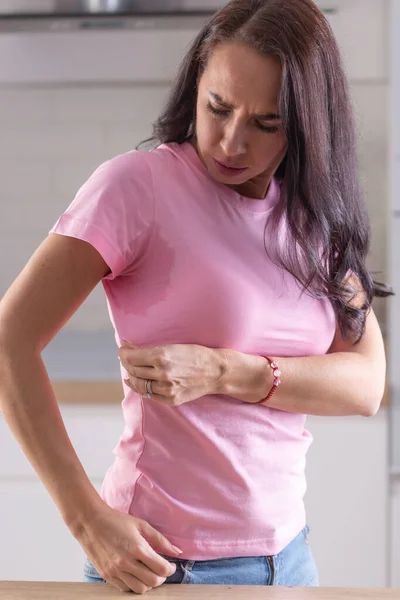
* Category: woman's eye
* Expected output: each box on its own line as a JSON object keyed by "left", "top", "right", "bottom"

{"left": 206, "top": 102, "right": 229, "bottom": 117}
{"left": 257, "top": 123, "right": 279, "bottom": 133}
{"left": 206, "top": 101, "right": 279, "bottom": 133}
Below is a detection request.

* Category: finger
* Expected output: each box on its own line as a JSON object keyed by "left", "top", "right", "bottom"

{"left": 130, "top": 366, "right": 160, "bottom": 380}
{"left": 106, "top": 577, "right": 132, "bottom": 593}
{"left": 123, "top": 378, "right": 172, "bottom": 405}
{"left": 108, "top": 575, "right": 150, "bottom": 594}
{"left": 122, "top": 560, "right": 174, "bottom": 588}
{"left": 136, "top": 550, "right": 177, "bottom": 577}
{"left": 118, "top": 346, "right": 155, "bottom": 368}
{"left": 135, "top": 526, "right": 183, "bottom": 573}
{"left": 118, "top": 347, "right": 143, "bottom": 365}
{"left": 123, "top": 364, "right": 158, "bottom": 381}
{"left": 124, "top": 377, "right": 160, "bottom": 396}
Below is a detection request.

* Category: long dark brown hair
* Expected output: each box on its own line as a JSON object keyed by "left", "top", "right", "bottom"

{"left": 141, "top": 0, "right": 393, "bottom": 342}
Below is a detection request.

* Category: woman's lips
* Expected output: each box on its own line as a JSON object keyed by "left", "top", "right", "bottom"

{"left": 213, "top": 158, "right": 248, "bottom": 177}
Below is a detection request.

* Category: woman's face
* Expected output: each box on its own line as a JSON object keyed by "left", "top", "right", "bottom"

{"left": 194, "top": 42, "right": 287, "bottom": 199}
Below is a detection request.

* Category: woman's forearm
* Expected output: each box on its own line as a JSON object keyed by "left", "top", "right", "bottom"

{"left": 216, "top": 348, "right": 384, "bottom": 417}
{"left": 0, "top": 341, "right": 105, "bottom": 536}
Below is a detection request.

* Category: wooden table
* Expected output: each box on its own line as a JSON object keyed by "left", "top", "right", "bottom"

{"left": 1, "top": 583, "right": 400, "bottom": 599}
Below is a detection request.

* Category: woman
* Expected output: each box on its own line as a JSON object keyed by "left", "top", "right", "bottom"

{"left": 0, "top": 0, "right": 392, "bottom": 593}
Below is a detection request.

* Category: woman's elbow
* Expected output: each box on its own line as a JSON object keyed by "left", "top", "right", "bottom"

{"left": 358, "top": 377, "right": 386, "bottom": 417}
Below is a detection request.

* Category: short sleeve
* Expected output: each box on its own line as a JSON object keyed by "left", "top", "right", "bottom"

{"left": 49, "top": 150, "right": 154, "bottom": 280}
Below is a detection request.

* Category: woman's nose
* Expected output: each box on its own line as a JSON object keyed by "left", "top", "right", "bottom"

{"left": 220, "top": 124, "right": 247, "bottom": 158}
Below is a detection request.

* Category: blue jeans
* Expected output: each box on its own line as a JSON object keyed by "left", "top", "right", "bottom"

{"left": 82, "top": 525, "right": 319, "bottom": 587}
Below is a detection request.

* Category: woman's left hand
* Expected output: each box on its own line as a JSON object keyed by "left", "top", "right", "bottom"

{"left": 118, "top": 339, "right": 226, "bottom": 407}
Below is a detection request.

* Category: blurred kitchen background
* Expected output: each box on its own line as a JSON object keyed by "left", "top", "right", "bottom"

{"left": 0, "top": 0, "right": 399, "bottom": 589}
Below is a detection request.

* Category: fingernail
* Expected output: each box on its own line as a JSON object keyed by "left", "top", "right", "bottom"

{"left": 171, "top": 545, "right": 183, "bottom": 555}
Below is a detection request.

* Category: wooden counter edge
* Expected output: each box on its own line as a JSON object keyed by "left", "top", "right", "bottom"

{"left": 52, "top": 381, "right": 123, "bottom": 405}
{"left": 0, "top": 581, "right": 399, "bottom": 599}
{"left": 51, "top": 379, "right": 390, "bottom": 410}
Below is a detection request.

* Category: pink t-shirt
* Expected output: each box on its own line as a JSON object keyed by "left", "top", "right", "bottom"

{"left": 50, "top": 141, "right": 336, "bottom": 559}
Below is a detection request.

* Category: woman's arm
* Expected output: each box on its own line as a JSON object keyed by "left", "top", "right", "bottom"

{"left": 0, "top": 233, "right": 111, "bottom": 532}
{"left": 217, "top": 278, "right": 386, "bottom": 417}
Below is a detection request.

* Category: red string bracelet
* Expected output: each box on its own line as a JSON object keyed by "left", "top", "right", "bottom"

{"left": 256, "top": 356, "right": 281, "bottom": 404}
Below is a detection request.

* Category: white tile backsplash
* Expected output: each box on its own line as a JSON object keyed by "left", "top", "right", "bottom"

{"left": 0, "top": 160, "right": 52, "bottom": 198}
{"left": 103, "top": 122, "right": 152, "bottom": 157}
{"left": 51, "top": 85, "right": 169, "bottom": 123}
{"left": 320, "top": 0, "right": 389, "bottom": 80}
{"left": 350, "top": 83, "right": 389, "bottom": 329}
{"left": 0, "top": 123, "right": 106, "bottom": 160}
{"left": 50, "top": 159, "right": 104, "bottom": 200}
{"left": 0, "top": 88, "right": 52, "bottom": 122}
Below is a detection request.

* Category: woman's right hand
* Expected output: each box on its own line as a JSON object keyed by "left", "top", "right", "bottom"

{"left": 72, "top": 501, "right": 183, "bottom": 594}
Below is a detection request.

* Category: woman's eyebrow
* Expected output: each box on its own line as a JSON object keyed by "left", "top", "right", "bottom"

{"left": 208, "top": 90, "right": 281, "bottom": 120}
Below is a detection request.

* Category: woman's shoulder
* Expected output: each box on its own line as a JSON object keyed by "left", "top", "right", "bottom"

{"left": 93, "top": 148, "right": 151, "bottom": 184}
{"left": 94, "top": 142, "right": 187, "bottom": 185}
